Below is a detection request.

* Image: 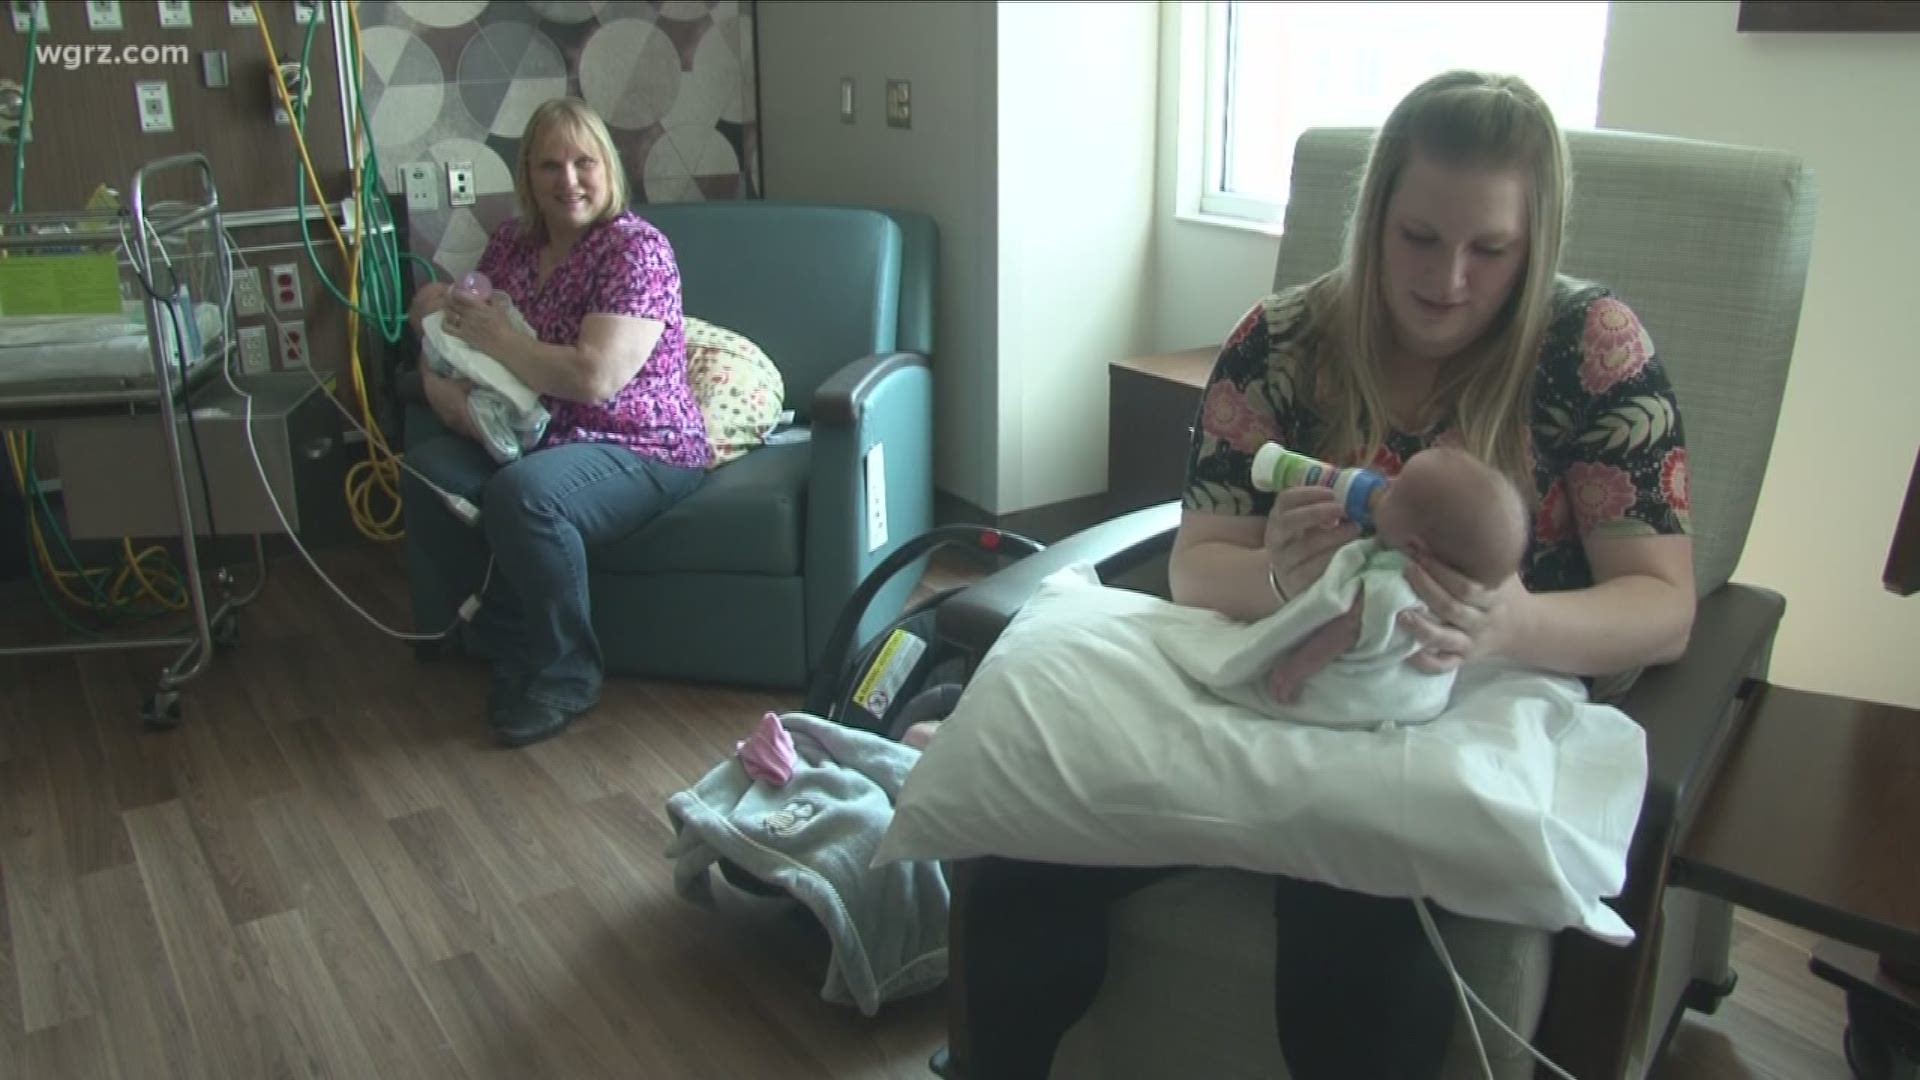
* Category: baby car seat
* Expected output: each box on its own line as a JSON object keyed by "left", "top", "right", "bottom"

{"left": 712, "top": 525, "right": 1044, "bottom": 902}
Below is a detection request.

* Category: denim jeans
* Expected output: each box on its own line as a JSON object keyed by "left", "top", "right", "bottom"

{"left": 401, "top": 405, "right": 704, "bottom": 713}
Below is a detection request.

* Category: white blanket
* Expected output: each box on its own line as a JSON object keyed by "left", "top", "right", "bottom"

{"left": 1158, "top": 538, "right": 1457, "bottom": 727}
{"left": 420, "top": 306, "right": 542, "bottom": 415}
{"left": 877, "top": 565, "right": 1648, "bottom": 944}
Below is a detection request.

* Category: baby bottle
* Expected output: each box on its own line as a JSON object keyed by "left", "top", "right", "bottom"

{"left": 454, "top": 270, "right": 491, "bottom": 302}
{"left": 1251, "top": 442, "right": 1389, "bottom": 529}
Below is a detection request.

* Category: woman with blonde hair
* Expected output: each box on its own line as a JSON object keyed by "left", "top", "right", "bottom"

{"left": 956, "top": 71, "right": 1695, "bottom": 1078}
{"left": 404, "top": 98, "right": 709, "bottom": 748}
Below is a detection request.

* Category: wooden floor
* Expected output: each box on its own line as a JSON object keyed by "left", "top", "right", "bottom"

{"left": 0, "top": 544, "right": 1858, "bottom": 1078}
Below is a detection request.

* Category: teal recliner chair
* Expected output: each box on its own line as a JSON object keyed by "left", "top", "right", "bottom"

{"left": 405, "top": 201, "right": 936, "bottom": 689}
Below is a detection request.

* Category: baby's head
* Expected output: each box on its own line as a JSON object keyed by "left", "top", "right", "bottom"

{"left": 1373, "top": 448, "right": 1529, "bottom": 588}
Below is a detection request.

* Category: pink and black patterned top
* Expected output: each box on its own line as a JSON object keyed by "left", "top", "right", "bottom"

{"left": 475, "top": 209, "right": 712, "bottom": 470}
{"left": 1183, "top": 280, "right": 1691, "bottom": 595}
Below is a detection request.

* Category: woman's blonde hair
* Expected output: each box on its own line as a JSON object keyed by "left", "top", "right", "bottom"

{"left": 514, "top": 98, "right": 630, "bottom": 242}
{"left": 1302, "top": 70, "right": 1570, "bottom": 492}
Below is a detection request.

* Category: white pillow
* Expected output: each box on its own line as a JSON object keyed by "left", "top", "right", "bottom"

{"left": 875, "top": 566, "right": 1648, "bottom": 943}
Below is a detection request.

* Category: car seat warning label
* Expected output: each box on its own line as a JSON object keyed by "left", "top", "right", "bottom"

{"left": 853, "top": 628, "right": 926, "bottom": 718}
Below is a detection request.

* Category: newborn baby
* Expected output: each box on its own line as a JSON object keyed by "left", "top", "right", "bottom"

{"left": 1264, "top": 446, "right": 1529, "bottom": 705}
{"left": 420, "top": 272, "right": 549, "bottom": 464}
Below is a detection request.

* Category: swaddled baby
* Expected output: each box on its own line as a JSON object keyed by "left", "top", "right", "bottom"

{"left": 1260, "top": 446, "right": 1530, "bottom": 715}
{"left": 419, "top": 272, "right": 550, "bottom": 463}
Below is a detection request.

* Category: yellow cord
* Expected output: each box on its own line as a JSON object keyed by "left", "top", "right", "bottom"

{"left": 3, "top": 430, "right": 186, "bottom": 615}
{"left": 255, "top": 0, "right": 409, "bottom": 542}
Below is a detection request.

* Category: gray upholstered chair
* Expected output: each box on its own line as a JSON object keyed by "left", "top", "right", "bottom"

{"left": 937, "top": 127, "right": 1817, "bottom": 1078}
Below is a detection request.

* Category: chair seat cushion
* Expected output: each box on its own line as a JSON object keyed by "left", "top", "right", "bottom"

{"left": 591, "top": 441, "right": 808, "bottom": 576}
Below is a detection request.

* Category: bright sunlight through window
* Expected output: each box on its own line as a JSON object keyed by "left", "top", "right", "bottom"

{"left": 1204, "top": 1, "right": 1611, "bottom": 225}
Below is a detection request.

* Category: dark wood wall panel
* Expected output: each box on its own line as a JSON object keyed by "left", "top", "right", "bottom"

{"left": 0, "top": 0, "right": 349, "bottom": 215}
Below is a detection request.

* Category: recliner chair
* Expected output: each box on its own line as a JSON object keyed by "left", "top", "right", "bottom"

{"left": 937, "top": 127, "right": 1817, "bottom": 1078}
{"left": 404, "top": 200, "right": 937, "bottom": 689}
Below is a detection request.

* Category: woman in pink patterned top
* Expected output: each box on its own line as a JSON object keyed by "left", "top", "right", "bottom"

{"left": 404, "top": 98, "right": 709, "bottom": 748}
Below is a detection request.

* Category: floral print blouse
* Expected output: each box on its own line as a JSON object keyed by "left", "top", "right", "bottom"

{"left": 1182, "top": 280, "right": 1691, "bottom": 595}
{"left": 476, "top": 210, "right": 712, "bottom": 470}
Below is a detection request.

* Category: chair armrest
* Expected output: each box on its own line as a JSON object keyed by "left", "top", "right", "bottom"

{"left": 813, "top": 351, "right": 928, "bottom": 426}
{"left": 934, "top": 501, "right": 1182, "bottom": 658}
{"left": 1531, "top": 581, "right": 1784, "bottom": 1080}
{"left": 1625, "top": 581, "right": 1785, "bottom": 849}
{"left": 804, "top": 352, "right": 935, "bottom": 673}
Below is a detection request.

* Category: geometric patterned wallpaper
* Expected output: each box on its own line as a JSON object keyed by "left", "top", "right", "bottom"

{"left": 356, "top": 0, "right": 759, "bottom": 279}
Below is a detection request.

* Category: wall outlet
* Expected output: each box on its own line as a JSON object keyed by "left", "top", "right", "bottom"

{"left": 404, "top": 162, "right": 438, "bottom": 211}
{"left": 157, "top": 0, "right": 191, "bottom": 29}
{"left": 136, "top": 81, "right": 174, "bottom": 134}
{"left": 226, "top": 1, "right": 256, "bottom": 25}
{"left": 885, "top": 79, "right": 912, "bottom": 129}
{"left": 447, "top": 161, "right": 476, "bottom": 207}
{"left": 292, "top": 0, "right": 322, "bottom": 25}
{"left": 864, "top": 442, "right": 888, "bottom": 551}
{"left": 268, "top": 262, "right": 302, "bottom": 312}
{"left": 9, "top": 1, "right": 48, "bottom": 33}
{"left": 87, "top": 1, "right": 124, "bottom": 31}
{"left": 277, "top": 320, "right": 307, "bottom": 368}
{"left": 237, "top": 325, "right": 269, "bottom": 374}
{"left": 232, "top": 267, "right": 264, "bottom": 316}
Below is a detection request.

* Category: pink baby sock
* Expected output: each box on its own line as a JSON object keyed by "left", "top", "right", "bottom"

{"left": 736, "top": 712, "right": 798, "bottom": 787}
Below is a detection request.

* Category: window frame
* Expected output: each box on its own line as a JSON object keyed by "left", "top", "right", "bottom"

{"left": 1196, "top": 0, "right": 1286, "bottom": 226}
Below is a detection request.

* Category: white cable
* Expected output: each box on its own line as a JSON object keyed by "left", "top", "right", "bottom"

{"left": 218, "top": 227, "right": 480, "bottom": 523}
{"left": 215, "top": 234, "right": 486, "bottom": 643}
{"left": 1411, "top": 897, "right": 1579, "bottom": 1080}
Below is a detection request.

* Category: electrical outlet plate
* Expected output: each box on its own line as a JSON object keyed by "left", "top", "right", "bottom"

{"left": 447, "top": 161, "right": 476, "bottom": 207}
{"left": 237, "top": 325, "right": 269, "bottom": 374}
{"left": 226, "top": 1, "right": 256, "bottom": 25}
{"left": 158, "top": 0, "right": 191, "bottom": 29}
{"left": 87, "top": 0, "right": 124, "bottom": 31}
{"left": 232, "top": 267, "right": 263, "bottom": 316}
{"left": 404, "top": 162, "right": 438, "bottom": 211}
{"left": 277, "top": 320, "right": 307, "bottom": 367}
{"left": 885, "top": 79, "right": 912, "bottom": 129}
{"left": 10, "top": 1, "right": 47, "bottom": 33}
{"left": 268, "top": 262, "right": 302, "bottom": 312}
{"left": 292, "top": 0, "right": 322, "bottom": 25}
{"left": 136, "top": 81, "right": 173, "bottom": 134}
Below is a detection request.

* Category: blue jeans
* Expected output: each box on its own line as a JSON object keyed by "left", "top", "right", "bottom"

{"left": 402, "top": 405, "right": 704, "bottom": 713}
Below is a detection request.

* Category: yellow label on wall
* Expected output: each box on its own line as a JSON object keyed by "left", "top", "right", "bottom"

{"left": 0, "top": 253, "right": 122, "bottom": 316}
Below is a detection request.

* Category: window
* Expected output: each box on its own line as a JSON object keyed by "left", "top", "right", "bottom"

{"left": 1200, "top": 1, "right": 1611, "bottom": 226}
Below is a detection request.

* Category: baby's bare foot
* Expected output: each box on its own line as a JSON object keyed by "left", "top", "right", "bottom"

{"left": 902, "top": 721, "right": 942, "bottom": 750}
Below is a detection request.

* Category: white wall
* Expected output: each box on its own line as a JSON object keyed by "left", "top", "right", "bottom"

{"left": 758, "top": 1, "right": 1158, "bottom": 515}
{"left": 1600, "top": 0, "right": 1920, "bottom": 708}
{"left": 755, "top": 0, "right": 1001, "bottom": 510}
{"left": 996, "top": 3, "right": 1160, "bottom": 511}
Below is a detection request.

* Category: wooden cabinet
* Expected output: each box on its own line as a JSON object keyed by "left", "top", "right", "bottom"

{"left": 1106, "top": 345, "right": 1217, "bottom": 514}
